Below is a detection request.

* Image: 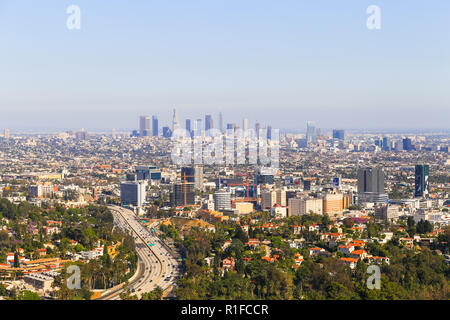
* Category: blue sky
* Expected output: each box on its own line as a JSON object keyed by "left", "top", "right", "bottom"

{"left": 0, "top": 1, "right": 449, "bottom": 131}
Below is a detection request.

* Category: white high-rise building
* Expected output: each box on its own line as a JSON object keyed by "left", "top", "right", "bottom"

{"left": 120, "top": 181, "right": 146, "bottom": 207}
{"left": 194, "top": 165, "right": 204, "bottom": 190}
{"left": 243, "top": 118, "right": 248, "bottom": 132}
{"left": 218, "top": 112, "right": 224, "bottom": 133}
{"left": 172, "top": 108, "right": 180, "bottom": 132}
{"left": 139, "top": 115, "right": 150, "bottom": 137}
{"left": 214, "top": 190, "right": 231, "bottom": 210}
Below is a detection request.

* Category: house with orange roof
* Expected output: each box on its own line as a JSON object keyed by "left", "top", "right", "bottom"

{"left": 309, "top": 247, "right": 325, "bottom": 256}
{"left": 349, "top": 250, "right": 367, "bottom": 260}
{"left": 340, "top": 257, "right": 358, "bottom": 269}
{"left": 261, "top": 256, "right": 278, "bottom": 263}
{"left": 222, "top": 257, "right": 235, "bottom": 270}
{"left": 368, "top": 256, "right": 390, "bottom": 265}
{"left": 294, "top": 253, "right": 304, "bottom": 266}
{"left": 308, "top": 223, "right": 321, "bottom": 232}
{"left": 348, "top": 240, "right": 366, "bottom": 248}
{"left": 292, "top": 225, "right": 303, "bottom": 235}
{"left": 338, "top": 245, "right": 355, "bottom": 255}
{"left": 36, "top": 248, "right": 47, "bottom": 257}
{"left": 262, "top": 223, "right": 279, "bottom": 232}
{"left": 245, "top": 238, "right": 261, "bottom": 248}
{"left": 222, "top": 240, "right": 232, "bottom": 250}
{"left": 6, "top": 253, "right": 15, "bottom": 266}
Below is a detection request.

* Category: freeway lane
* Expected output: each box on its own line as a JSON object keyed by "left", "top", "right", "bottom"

{"left": 102, "top": 205, "right": 181, "bottom": 300}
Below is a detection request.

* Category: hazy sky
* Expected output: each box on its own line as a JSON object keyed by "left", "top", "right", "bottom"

{"left": 0, "top": 1, "right": 449, "bottom": 131}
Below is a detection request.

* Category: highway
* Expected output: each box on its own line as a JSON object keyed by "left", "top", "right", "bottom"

{"left": 98, "top": 205, "right": 181, "bottom": 300}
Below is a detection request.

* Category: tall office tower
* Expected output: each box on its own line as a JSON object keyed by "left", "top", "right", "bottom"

{"left": 120, "top": 181, "right": 146, "bottom": 207}
{"left": 332, "top": 129, "right": 345, "bottom": 140}
{"left": 139, "top": 115, "right": 150, "bottom": 137}
{"left": 162, "top": 126, "right": 172, "bottom": 138}
{"left": 172, "top": 108, "right": 180, "bottom": 132}
{"left": 286, "top": 190, "right": 297, "bottom": 204}
{"left": 218, "top": 112, "right": 224, "bottom": 133}
{"left": 111, "top": 128, "right": 116, "bottom": 139}
{"left": 214, "top": 190, "right": 232, "bottom": 210}
{"left": 382, "top": 137, "right": 391, "bottom": 151}
{"left": 306, "top": 121, "right": 316, "bottom": 143}
{"left": 375, "top": 138, "right": 382, "bottom": 147}
{"left": 185, "top": 119, "right": 191, "bottom": 134}
{"left": 170, "top": 182, "right": 195, "bottom": 207}
{"left": 261, "top": 191, "right": 277, "bottom": 209}
{"left": 135, "top": 165, "right": 161, "bottom": 182}
{"left": 303, "top": 179, "right": 312, "bottom": 191}
{"left": 181, "top": 166, "right": 204, "bottom": 190}
{"left": 243, "top": 118, "right": 248, "bottom": 132}
{"left": 205, "top": 114, "right": 213, "bottom": 131}
{"left": 131, "top": 130, "right": 139, "bottom": 137}
{"left": 195, "top": 119, "right": 202, "bottom": 135}
{"left": 276, "top": 190, "right": 286, "bottom": 206}
{"left": 414, "top": 164, "right": 429, "bottom": 198}
{"left": 226, "top": 123, "right": 234, "bottom": 130}
{"left": 322, "top": 193, "right": 344, "bottom": 214}
{"left": 267, "top": 126, "right": 272, "bottom": 140}
{"left": 394, "top": 140, "right": 403, "bottom": 151}
{"left": 75, "top": 129, "right": 89, "bottom": 140}
{"left": 255, "top": 122, "right": 261, "bottom": 138}
{"left": 194, "top": 165, "right": 204, "bottom": 190}
{"left": 4, "top": 129, "right": 10, "bottom": 139}
{"left": 357, "top": 167, "right": 388, "bottom": 204}
{"left": 255, "top": 167, "right": 275, "bottom": 185}
{"left": 152, "top": 116, "right": 159, "bottom": 136}
{"left": 403, "top": 138, "right": 413, "bottom": 151}
{"left": 288, "top": 198, "right": 312, "bottom": 216}
{"left": 181, "top": 167, "right": 195, "bottom": 183}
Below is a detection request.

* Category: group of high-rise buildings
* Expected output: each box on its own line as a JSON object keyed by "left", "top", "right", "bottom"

{"left": 374, "top": 137, "right": 415, "bottom": 151}
{"left": 138, "top": 115, "right": 159, "bottom": 137}
{"left": 134, "top": 110, "right": 276, "bottom": 139}
{"left": 356, "top": 164, "right": 430, "bottom": 205}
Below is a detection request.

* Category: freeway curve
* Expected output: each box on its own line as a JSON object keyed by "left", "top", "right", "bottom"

{"left": 97, "top": 205, "right": 181, "bottom": 300}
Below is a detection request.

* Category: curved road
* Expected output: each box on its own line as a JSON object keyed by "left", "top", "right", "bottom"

{"left": 98, "top": 206, "right": 180, "bottom": 300}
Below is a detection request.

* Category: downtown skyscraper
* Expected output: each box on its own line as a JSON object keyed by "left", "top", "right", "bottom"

{"left": 185, "top": 119, "right": 191, "bottom": 133}
{"left": 414, "top": 164, "right": 429, "bottom": 198}
{"left": 172, "top": 108, "right": 180, "bottom": 132}
{"left": 152, "top": 116, "right": 159, "bottom": 136}
{"left": 205, "top": 114, "right": 213, "bottom": 131}
{"left": 306, "top": 121, "right": 317, "bottom": 143}
{"left": 139, "top": 115, "right": 150, "bottom": 137}
{"left": 218, "top": 112, "right": 223, "bottom": 133}
{"left": 357, "top": 167, "right": 388, "bottom": 204}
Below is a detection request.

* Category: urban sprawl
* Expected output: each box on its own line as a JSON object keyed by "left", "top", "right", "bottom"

{"left": 0, "top": 110, "right": 449, "bottom": 300}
